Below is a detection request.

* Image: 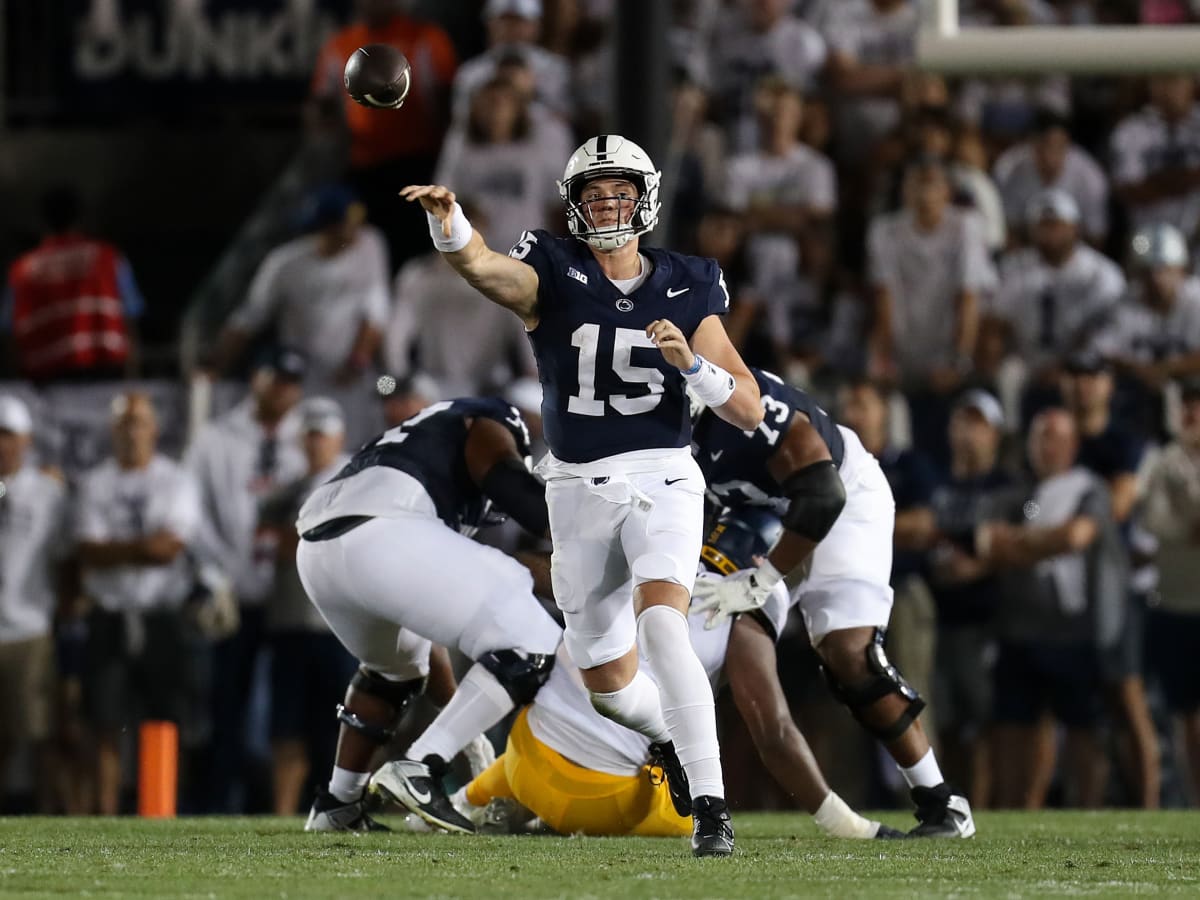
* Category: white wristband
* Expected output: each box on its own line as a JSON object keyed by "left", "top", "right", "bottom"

{"left": 682, "top": 354, "right": 735, "bottom": 408}
{"left": 427, "top": 202, "right": 473, "bottom": 253}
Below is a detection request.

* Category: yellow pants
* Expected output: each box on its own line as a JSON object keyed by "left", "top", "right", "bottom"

{"left": 465, "top": 707, "right": 691, "bottom": 837}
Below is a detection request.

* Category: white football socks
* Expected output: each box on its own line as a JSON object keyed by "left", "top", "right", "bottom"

{"left": 588, "top": 668, "right": 672, "bottom": 744}
{"left": 813, "top": 790, "right": 880, "bottom": 839}
{"left": 636, "top": 605, "right": 724, "bottom": 800}
{"left": 899, "top": 747, "right": 945, "bottom": 789}
{"left": 328, "top": 766, "right": 369, "bottom": 804}
{"left": 406, "top": 663, "right": 513, "bottom": 765}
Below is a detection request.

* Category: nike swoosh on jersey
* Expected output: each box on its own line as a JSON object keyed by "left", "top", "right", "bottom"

{"left": 666, "top": 287, "right": 690, "bottom": 298}
{"left": 709, "top": 450, "right": 723, "bottom": 461}
{"left": 665, "top": 477, "right": 688, "bottom": 485}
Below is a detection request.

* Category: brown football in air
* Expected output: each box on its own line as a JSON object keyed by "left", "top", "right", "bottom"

{"left": 344, "top": 44, "right": 411, "bottom": 109}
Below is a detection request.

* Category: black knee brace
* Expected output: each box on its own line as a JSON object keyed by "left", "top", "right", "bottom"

{"left": 478, "top": 650, "right": 555, "bottom": 705}
{"left": 336, "top": 666, "right": 426, "bottom": 744}
{"left": 822, "top": 628, "right": 926, "bottom": 742}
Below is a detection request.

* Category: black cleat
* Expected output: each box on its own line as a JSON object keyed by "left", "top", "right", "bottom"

{"left": 908, "top": 784, "right": 976, "bottom": 838}
{"left": 690, "top": 795, "right": 734, "bottom": 857}
{"left": 648, "top": 741, "right": 692, "bottom": 818}
{"left": 874, "top": 823, "right": 908, "bottom": 839}
{"left": 369, "top": 757, "right": 475, "bottom": 834}
{"left": 304, "top": 786, "right": 390, "bottom": 833}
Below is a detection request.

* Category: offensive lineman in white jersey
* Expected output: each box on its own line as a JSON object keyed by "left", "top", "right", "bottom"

{"left": 401, "top": 134, "right": 763, "bottom": 856}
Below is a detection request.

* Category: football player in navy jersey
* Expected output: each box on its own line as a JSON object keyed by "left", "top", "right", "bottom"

{"left": 296, "top": 398, "right": 562, "bottom": 834}
{"left": 401, "top": 134, "right": 763, "bottom": 856}
{"left": 691, "top": 369, "right": 977, "bottom": 838}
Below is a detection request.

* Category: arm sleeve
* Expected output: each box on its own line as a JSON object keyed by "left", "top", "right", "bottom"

{"left": 959, "top": 213, "right": 997, "bottom": 293}
{"left": 866, "top": 218, "right": 893, "bottom": 289}
{"left": 165, "top": 472, "right": 203, "bottom": 543}
{"left": 360, "top": 229, "right": 391, "bottom": 327}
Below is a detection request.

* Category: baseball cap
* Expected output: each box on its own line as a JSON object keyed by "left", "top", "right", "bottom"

{"left": 1063, "top": 349, "right": 1109, "bottom": 376}
{"left": 1026, "top": 188, "right": 1080, "bottom": 226}
{"left": 301, "top": 397, "right": 345, "bottom": 435}
{"left": 0, "top": 395, "right": 33, "bottom": 435}
{"left": 953, "top": 389, "right": 1005, "bottom": 429}
{"left": 485, "top": 0, "right": 542, "bottom": 18}
{"left": 1130, "top": 222, "right": 1189, "bottom": 269}
{"left": 297, "top": 184, "right": 358, "bottom": 232}
{"left": 258, "top": 345, "right": 308, "bottom": 382}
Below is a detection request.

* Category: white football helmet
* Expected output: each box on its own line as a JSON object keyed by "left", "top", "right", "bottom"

{"left": 558, "top": 134, "right": 661, "bottom": 251}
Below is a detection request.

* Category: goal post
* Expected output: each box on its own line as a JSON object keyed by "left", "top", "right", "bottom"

{"left": 917, "top": 0, "right": 1200, "bottom": 74}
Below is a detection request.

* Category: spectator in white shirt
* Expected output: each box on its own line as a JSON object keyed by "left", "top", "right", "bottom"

{"left": 993, "top": 109, "right": 1110, "bottom": 247}
{"left": 868, "top": 157, "right": 996, "bottom": 464}
{"left": 215, "top": 185, "right": 390, "bottom": 390}
{"left": 258, "top": 397, "right": 356, "bottom": 816}
{"left": 435, "top": 68, "right": 571, "bottom": 256}
{"left": 724, "top": 78, "right": 836, "bottom": 295}
{"left": 0, "top": 396, "right": 66, "bottom": 812}
{"left": 991, "top": 190, "right": 1125, "bottom": 415}
{"left": 384, "top": 202, "right": 535, "bottom": 399}
{"left": 451, "top": 0, "right": 571, "bottom": 124}
{"left": 186, "top": 347, "right": 307, "bottom": 813}
{"left": 1111, "top": 74, "right": 1200, "bottom": 246}
{"left": 75, "top": 392, "right": 202, "bottom": 814}
{"left": 822, "top": 0, "right": 918, "bottom": 164}
{"left": 709, "top": 0, "right": 827, "bottom": 152}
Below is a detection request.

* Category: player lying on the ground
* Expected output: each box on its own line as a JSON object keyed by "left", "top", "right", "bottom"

{"left": 690, "top": 368, "right": 975, "bottom": 838}
{"left": 446, "top": 507, "right": 903, "bottom": 840}
{"left": 299, "top": 398, "right": 561, "bottom": 834}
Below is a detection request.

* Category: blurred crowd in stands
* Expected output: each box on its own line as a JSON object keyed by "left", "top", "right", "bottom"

{"left": 3, "top": 0, "right": 1200, "bottom": 815}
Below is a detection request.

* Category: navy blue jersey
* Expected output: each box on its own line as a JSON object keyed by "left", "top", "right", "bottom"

{"left": 693, "top": 369, "right": 844, "bottom": 512}
{"left": 329, "top": 398, "right": 531, "bottom": 531}
{"left": 510, "top": 229, "right": 729, "bottom": 463}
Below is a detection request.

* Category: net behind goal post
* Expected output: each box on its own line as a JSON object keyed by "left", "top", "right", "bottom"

{"left": 918, "top": 0, "right": 1200, "bottom": 73}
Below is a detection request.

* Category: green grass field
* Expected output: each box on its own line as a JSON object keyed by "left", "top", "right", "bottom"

{"left": 0, "top": 811, "right": 1196, "bottom": 899}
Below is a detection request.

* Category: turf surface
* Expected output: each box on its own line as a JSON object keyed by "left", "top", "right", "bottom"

{"left": 0, "top": 811, "right": 1196, "bottom": 898}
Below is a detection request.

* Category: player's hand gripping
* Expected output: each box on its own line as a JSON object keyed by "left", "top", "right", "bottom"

{"left": 646, "top": 319, "right": 695, "bottom": 371}
{"left": 692, "top": 566, "right": 780, "bottom": 630}
{"left": 400, "top": 184, "right": 458, "bottom": 238}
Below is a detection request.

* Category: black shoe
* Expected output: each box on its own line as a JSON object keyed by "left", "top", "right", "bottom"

{"left": 304, "top": 786, "right": 390, "bottom": 833}
{"left": 369, "top": 757, "right": 475, "bottom": 834}
{"left": 690, "top": 795, "right": 734, "bottom": 857}
{"left": 648, "top": 741, "right": 691, "bottom": 818}
{"left": 908, "top": 784, "right": 976, "bottom": 838}
{"left": 874, "top": 823, "right": 908, "bottom": 839}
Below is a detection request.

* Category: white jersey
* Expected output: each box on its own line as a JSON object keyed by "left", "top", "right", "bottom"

{"left": 228, "top": 227, "right": 390, "bottom": 379}
{"left": 724, "top": 144, "right": 837, "bottom": 291}
{"left": 0, "top": 466, "right": 67, "bottom": 643}
{"left": 709, "top": 11, "right": 827, "bottom": 152}
{"left": 1110, "top": 105, "right": 1200, "bottom": 239}
{"left": 992, "top": 141, "right": 1110, "bottom": 240}
{"left": 992, "top": 244, "right": 1125, "bottom": 371}
{"left": 867, "top": 207, "right": 996, "bottom": 377}
{"left": 821, "top": 0, "right": 918, "bottom": 155}
{"left": 1092, "top": 277, "right": 1200, "bottom": 363}
{"left": 185, "top": 400, "right": 306, "bottom": 605}
{"left": 75, "top": 454, "right": 201, "bottom": 613}
{"left": 451, "top": 45, "right": 572, "bottom": 124}
{"left": 434, "top": 110, "right": 573, "bottom": 255}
